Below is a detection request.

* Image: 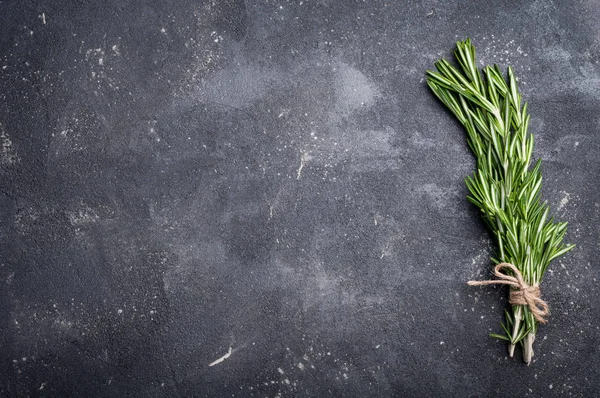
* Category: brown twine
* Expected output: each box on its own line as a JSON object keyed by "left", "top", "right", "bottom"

{"left": 467, "top": 263, "right": 549, "bottom": 324}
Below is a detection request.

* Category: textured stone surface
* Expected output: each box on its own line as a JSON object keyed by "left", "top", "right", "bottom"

{"left": 1, "top": 1, "right": 599, "bottom": 396}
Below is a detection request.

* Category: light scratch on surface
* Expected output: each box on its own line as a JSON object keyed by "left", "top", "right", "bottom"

{"left": 209, "top": 347, "right": 233, "bottom": 367}
{"left": 41, "top": 13, "right": 46, "bottom": 25}
{"left": 380, "top": 241, "right": 391, "bottom": 259}
{"left": 296, "top": 152, "right": 307, "bottom": 180}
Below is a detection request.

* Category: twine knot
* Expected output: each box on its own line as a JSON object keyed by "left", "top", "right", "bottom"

{"left": 467, "top": 263, "right": 549, "bottom": 323}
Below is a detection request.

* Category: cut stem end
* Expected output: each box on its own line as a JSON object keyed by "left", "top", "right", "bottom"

{"left": 523, "top": 332, "right": 536, "bottom": 365}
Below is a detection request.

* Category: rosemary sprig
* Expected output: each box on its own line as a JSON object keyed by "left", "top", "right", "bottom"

{"left": 426, "top": 39, "right": 575, "bottom": 364}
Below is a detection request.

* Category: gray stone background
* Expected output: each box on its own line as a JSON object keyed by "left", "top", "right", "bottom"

{"left": 1, "top": 0, "right": 599, "bottom": 396}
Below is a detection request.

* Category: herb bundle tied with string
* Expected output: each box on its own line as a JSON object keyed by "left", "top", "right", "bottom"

{"left": 426, "top": 39, "right": 575, "bottom": 365}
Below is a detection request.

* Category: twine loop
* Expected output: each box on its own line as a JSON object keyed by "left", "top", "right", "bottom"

{"left": 467, "top": 263, "right": 549, "bottom": 323}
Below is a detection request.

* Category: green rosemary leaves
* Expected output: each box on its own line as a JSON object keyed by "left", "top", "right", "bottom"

{"left": 427, "top": 39, "right": 575, "bottom": 364}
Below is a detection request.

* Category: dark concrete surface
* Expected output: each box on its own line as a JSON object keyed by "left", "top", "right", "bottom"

{"left": 1, "top": 0, "right": 599, "bottom": 397}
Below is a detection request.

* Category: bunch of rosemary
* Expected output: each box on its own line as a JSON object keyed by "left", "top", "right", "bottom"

{"left": 426, "top": 39, "right": 575, "bottom": 364}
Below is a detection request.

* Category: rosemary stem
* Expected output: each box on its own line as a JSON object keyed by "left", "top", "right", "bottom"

{"left": 508, "top": 305, "right": 522, "bottom": 357}
{"left": 523, "top": 332, "right": 536, "bottom": 365}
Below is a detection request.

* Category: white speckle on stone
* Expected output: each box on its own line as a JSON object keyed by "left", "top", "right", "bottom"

{"left": 0, "top": 126, "right": 19, "bottom": 165}
{"left": 297, "top": 362, "right": 305, "bottom": 370}
{"left": 557, "top": 191, "right": 570, "bottom": 211}
{"left": 67, "top": 203, "right": 100, "bottom": 226}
